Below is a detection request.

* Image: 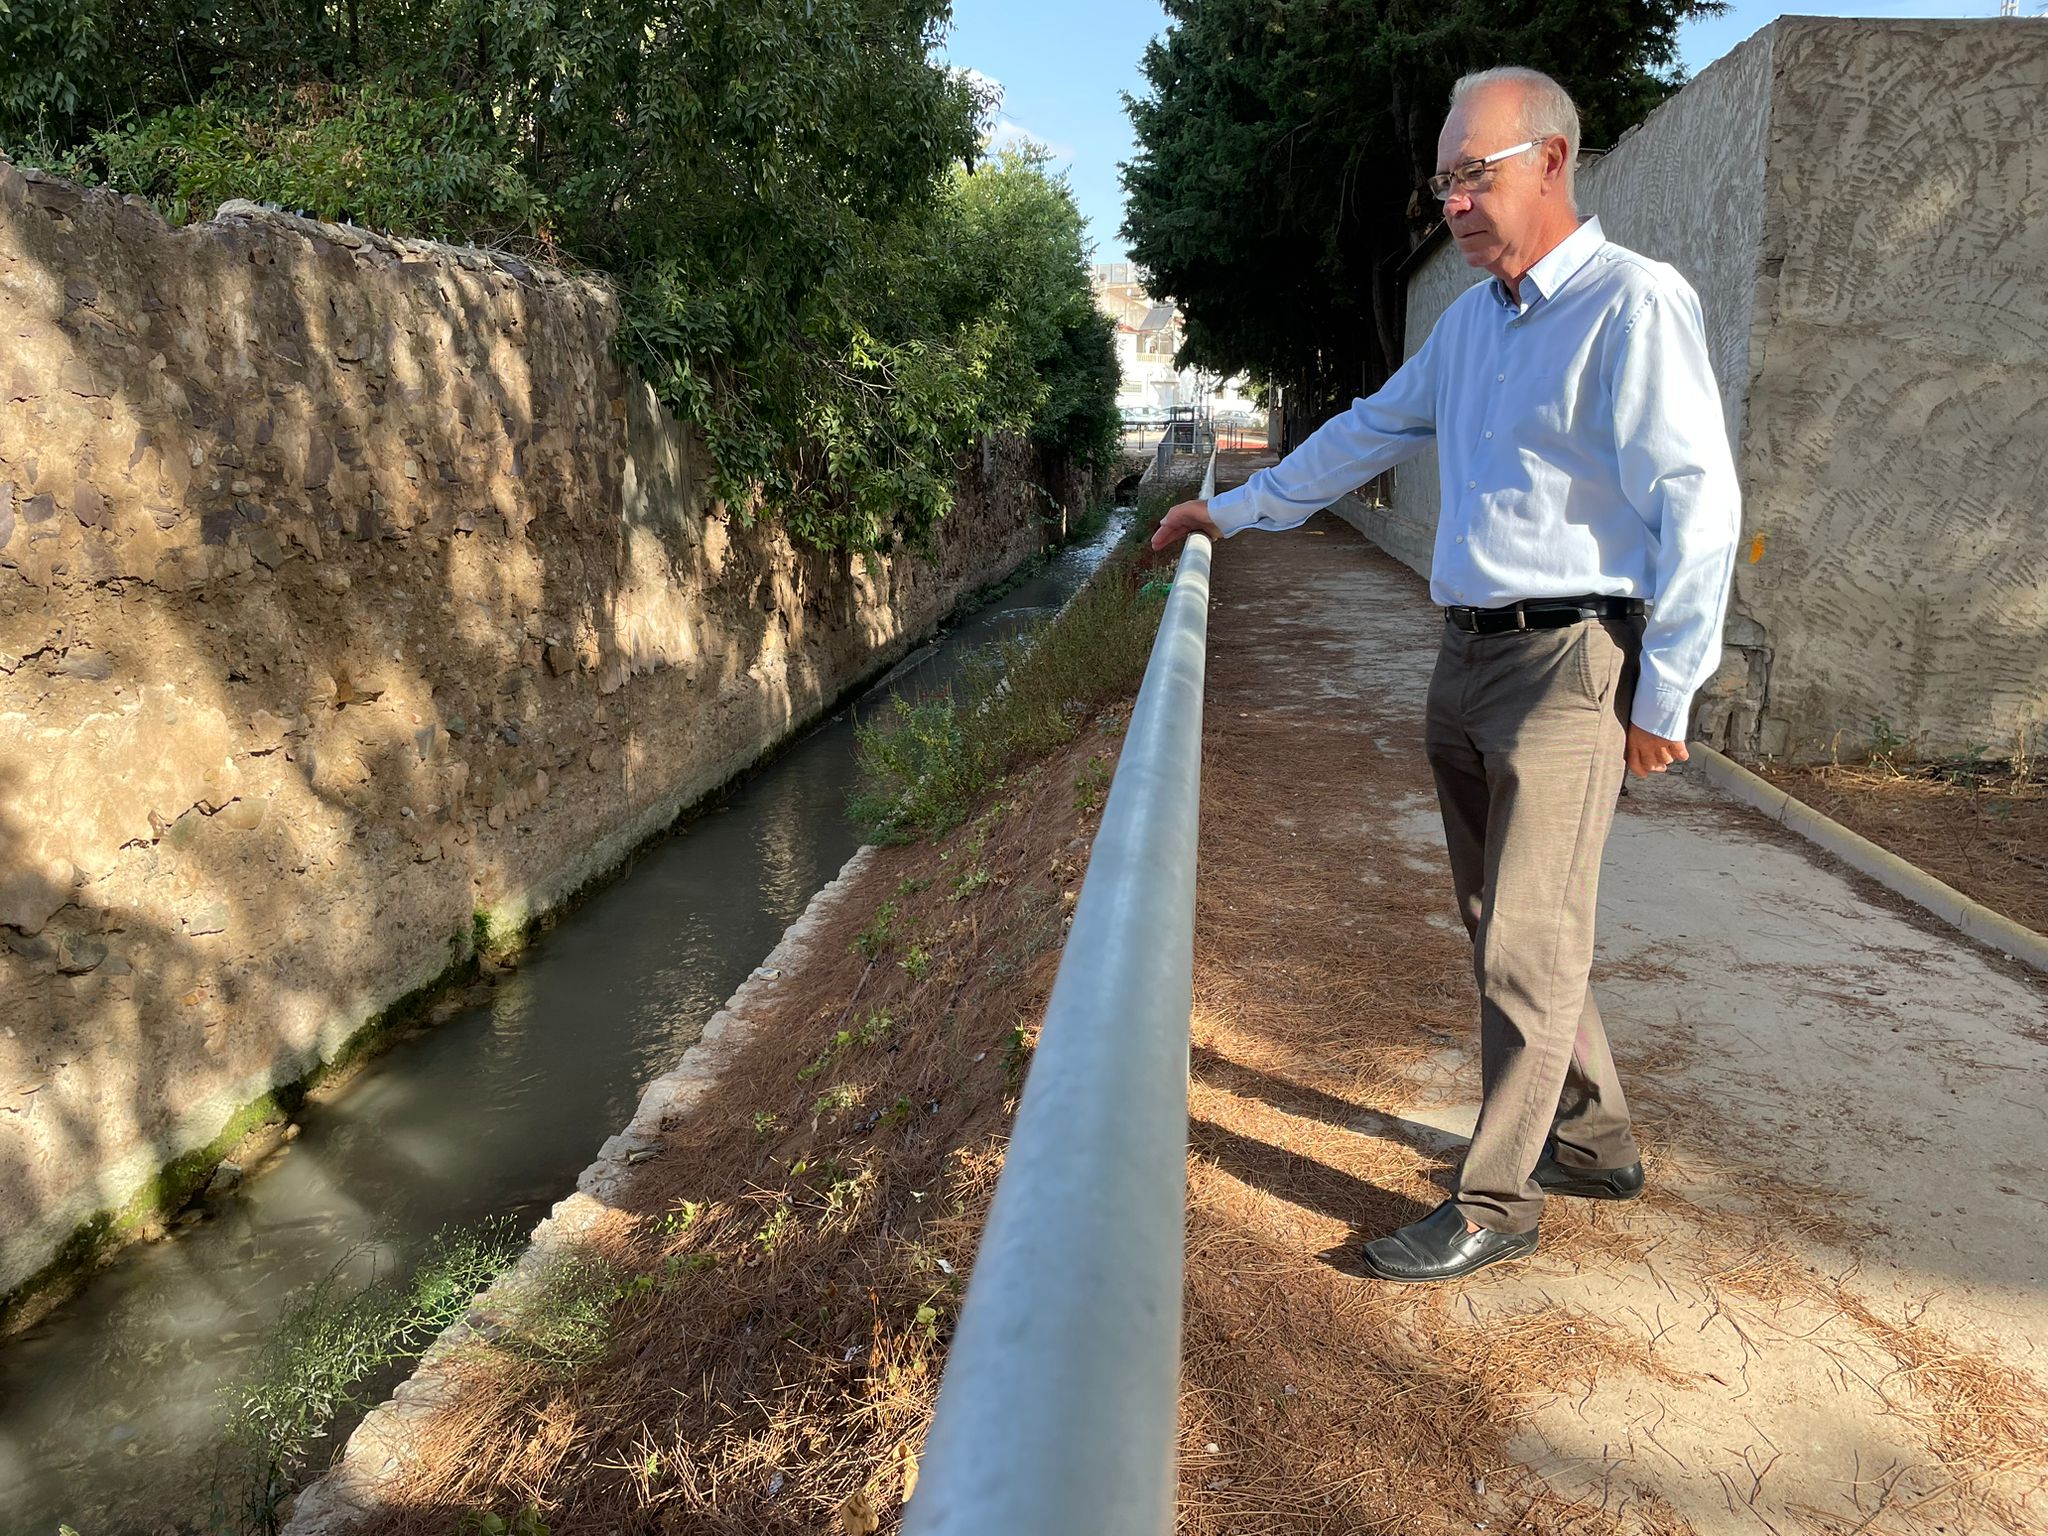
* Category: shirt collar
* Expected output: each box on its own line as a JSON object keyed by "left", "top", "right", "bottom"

{"left": 1491, "top": 215, "right": 1605, "bottom": 314}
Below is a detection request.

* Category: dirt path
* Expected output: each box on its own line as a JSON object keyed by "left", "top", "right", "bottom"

{"left": 1180, "top": 514, "right": 2048, "bottom": 1534}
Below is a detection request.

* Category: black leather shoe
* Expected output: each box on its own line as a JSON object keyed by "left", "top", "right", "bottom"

{"left": 1533, "top": 1145, "right": 1645, "bottom": 1201}
{"left": 1358, "top": 1200, "right": 1537, "bottom": 1283}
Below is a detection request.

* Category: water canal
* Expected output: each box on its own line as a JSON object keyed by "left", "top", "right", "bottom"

{"left": 0, "top": 518, "right": 1127, "bottom": 1536}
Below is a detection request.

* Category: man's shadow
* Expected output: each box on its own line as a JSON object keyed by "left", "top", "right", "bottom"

{"left": 1190, "top": 1048, "right": 1474, "bottom": 1277}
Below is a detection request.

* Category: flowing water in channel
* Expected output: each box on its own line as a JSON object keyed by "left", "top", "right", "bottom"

{"left": 0, "top": 520, "right": 1127, "bottom": 1536}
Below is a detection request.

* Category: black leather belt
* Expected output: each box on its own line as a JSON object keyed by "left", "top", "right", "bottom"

{"left": 1443, "top": 595, "right": 1646, "bottom": 634}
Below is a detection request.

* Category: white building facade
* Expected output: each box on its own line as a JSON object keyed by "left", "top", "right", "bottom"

{"left": 1090, "top": 263, "right": 1262, "bottom": 422}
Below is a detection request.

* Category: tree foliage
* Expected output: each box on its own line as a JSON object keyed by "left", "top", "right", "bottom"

{"left": 0, "top": 0, "right": 1117, "bottom": 553}
{"left": 1121, "top": 0, "right": 1723, "bottom": 435}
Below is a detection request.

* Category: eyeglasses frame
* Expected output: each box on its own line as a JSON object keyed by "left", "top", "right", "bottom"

{"left": 1426, "top": 138, "right": 1549, "bottom": 202}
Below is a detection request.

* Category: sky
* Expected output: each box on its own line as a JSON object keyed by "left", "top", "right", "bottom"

{"left": 938, "top": 0, "right": 2022, "bottom": 265}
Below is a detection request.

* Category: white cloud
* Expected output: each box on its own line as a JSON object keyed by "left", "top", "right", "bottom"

{"left": 989, "top": 114, "right": 1047, "bottom": 152}
{"left": 989, "top": 115, "right": 1077, "bottom": 163}
{"left": 954, "top": 64, "right": 1073, "bottom": 162}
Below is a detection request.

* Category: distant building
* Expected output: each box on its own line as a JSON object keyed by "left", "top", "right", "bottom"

{"left": 1090, "top": 263, "right": 1261, "bottom": 421}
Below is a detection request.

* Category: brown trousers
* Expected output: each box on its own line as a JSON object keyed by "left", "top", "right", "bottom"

{"left": 1423, "top": 615, "right": 1644, "bottom": 1234}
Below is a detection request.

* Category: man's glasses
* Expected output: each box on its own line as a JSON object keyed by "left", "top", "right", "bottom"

{"left": 1426, "top": 139, "right": 1543, "bottom": 201}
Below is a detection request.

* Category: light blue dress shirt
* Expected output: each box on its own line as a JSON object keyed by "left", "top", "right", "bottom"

{"left": 1207, "top": 217, "right": 1740, "bottom": 742}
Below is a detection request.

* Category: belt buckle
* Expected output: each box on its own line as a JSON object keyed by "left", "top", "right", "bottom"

{"left": 1512, "top": 602, "right": 1528, "bottom": 632}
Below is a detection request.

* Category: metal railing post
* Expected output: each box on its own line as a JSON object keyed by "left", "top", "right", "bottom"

{"left": 904, "top": 454, "right": 1217, "bottom": 1536}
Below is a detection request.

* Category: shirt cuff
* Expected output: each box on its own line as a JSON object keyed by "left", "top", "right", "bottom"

{"left": 1631, "top": 684, "right": 1694, "bottom": 743}
{"left": 1205, "top": 485, "right": 1257, "bottom": 538}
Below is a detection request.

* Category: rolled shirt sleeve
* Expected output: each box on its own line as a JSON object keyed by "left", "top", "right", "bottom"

{"left": 1207, "top": 333, "right": 1440, "bottom": 537}
{"left": 1609, "top": 284, "right": 1742, "bottom": 741}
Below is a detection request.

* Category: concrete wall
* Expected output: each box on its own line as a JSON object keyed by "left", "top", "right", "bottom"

{"left": 1386, "top": 18, "right": 2048, "bottom": 761}
{"left": 0, "top": 169, "right": 1067, "bottom": 1303}
{"left": 1739, "top": 20, "right": 2048, "bottom": 760}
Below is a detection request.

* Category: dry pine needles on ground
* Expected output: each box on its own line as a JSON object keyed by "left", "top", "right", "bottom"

{"left": 1759, "top": 758, "right": 2046, "bottom": 936}
{"left": 334, "top": 515, "right": 2048, "bottom": 1536}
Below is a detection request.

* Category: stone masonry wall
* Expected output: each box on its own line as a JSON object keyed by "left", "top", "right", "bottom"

{"left": 1387, "top": 19, "right": 2048, "bottom": 761}
{"left": 0, "top": 167, "right": 1066, "bottom": 1301}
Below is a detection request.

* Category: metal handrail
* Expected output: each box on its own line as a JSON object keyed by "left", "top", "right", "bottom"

{"left": 904, "top": 451, "right": 1217, "bottom": 1536}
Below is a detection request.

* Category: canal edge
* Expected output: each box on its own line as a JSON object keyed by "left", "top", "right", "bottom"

{"left": 284, "top": 842, "right": 881, "bottom": 1535}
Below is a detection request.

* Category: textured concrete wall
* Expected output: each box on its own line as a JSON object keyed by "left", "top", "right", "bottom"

{"left": 1583, "top": 34, "right": 1774, "bottom": 457}
{"left": 1739, "top": 19, "right": 2048, "bottom": 760}
{"left": 1385, "top": 19, "right": 2048, "bottom": 761}
{"left": 0, "top": 170, "right": 1063, "bottom": 1301}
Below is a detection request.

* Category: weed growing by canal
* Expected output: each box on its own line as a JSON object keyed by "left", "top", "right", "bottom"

{"left": 492, "top": 1248, "right": 642, "bottom": 1377}
{"left": 852, "top": 900, "right": 899, "bottom": 958}
{"left": 849, "top": 525, "right": 1169, "bottom": 841}
{"left": 798, "top": 1010, "right": 895, "bottom": 1082}
{"left": 214, "top": 1220, "right": 521, "bottom": 1532}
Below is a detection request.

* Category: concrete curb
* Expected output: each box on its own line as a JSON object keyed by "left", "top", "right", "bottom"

{"left": 283, "top": 845, "right": 880, "bottom": 1535}
{"left": 1685, "top": 743, "right": 2048, "bottom": 977}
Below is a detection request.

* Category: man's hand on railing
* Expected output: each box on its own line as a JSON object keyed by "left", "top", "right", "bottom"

{"left": 1151, "top": 499, "right": 1220, "bottom": 552}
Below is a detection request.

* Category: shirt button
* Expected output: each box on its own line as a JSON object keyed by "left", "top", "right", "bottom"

{"left": 1483, "top": 430, "right": 1493, "bottom": 439}
{"left": 1496, "top": 373, "right": 1505, "bottom": 382}
{"left": 1467, "top": 481, "right": 1477, "bottom": 489}
{"left": 1455, "top": 535, "right": 1466, "bottom": 544}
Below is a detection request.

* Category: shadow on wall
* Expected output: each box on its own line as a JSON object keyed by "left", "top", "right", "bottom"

{"left": 0, "top": 759, "right": 409, "bottom": 1312}
{"left": 0, "top": 162, "right": 1063, "bottom": 1305}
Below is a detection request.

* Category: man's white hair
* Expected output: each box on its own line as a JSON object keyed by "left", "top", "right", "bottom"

{"left": 1450, "top": 67, "right": 1581, "bottom": 203}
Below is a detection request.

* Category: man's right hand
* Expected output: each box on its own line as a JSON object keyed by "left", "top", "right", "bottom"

{"left": 1151, "top": 499, "right": 1221, "bottom": 551}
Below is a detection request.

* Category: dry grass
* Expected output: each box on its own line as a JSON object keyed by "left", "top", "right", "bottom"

{"left": 1757, "top": 758, "right": 2047, "bottom": 935}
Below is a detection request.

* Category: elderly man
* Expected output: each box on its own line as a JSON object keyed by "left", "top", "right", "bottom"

{"left": 1153, "top": 66, "right": 1739, "bottom": 1283}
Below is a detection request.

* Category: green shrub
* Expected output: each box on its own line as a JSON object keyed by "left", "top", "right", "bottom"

{"left": 79, "top": 83, "right": 544, "bottom": 235}
{"left": 4, "top": 0, "right": 1119, "bottom": 556}
{"left": 848, "top": 694, "right": 985, "bottom": 842}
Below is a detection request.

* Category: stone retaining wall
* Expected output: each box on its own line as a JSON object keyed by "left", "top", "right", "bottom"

{"left": 0, "top": 167, "right": 1068, "bottom": 1305}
